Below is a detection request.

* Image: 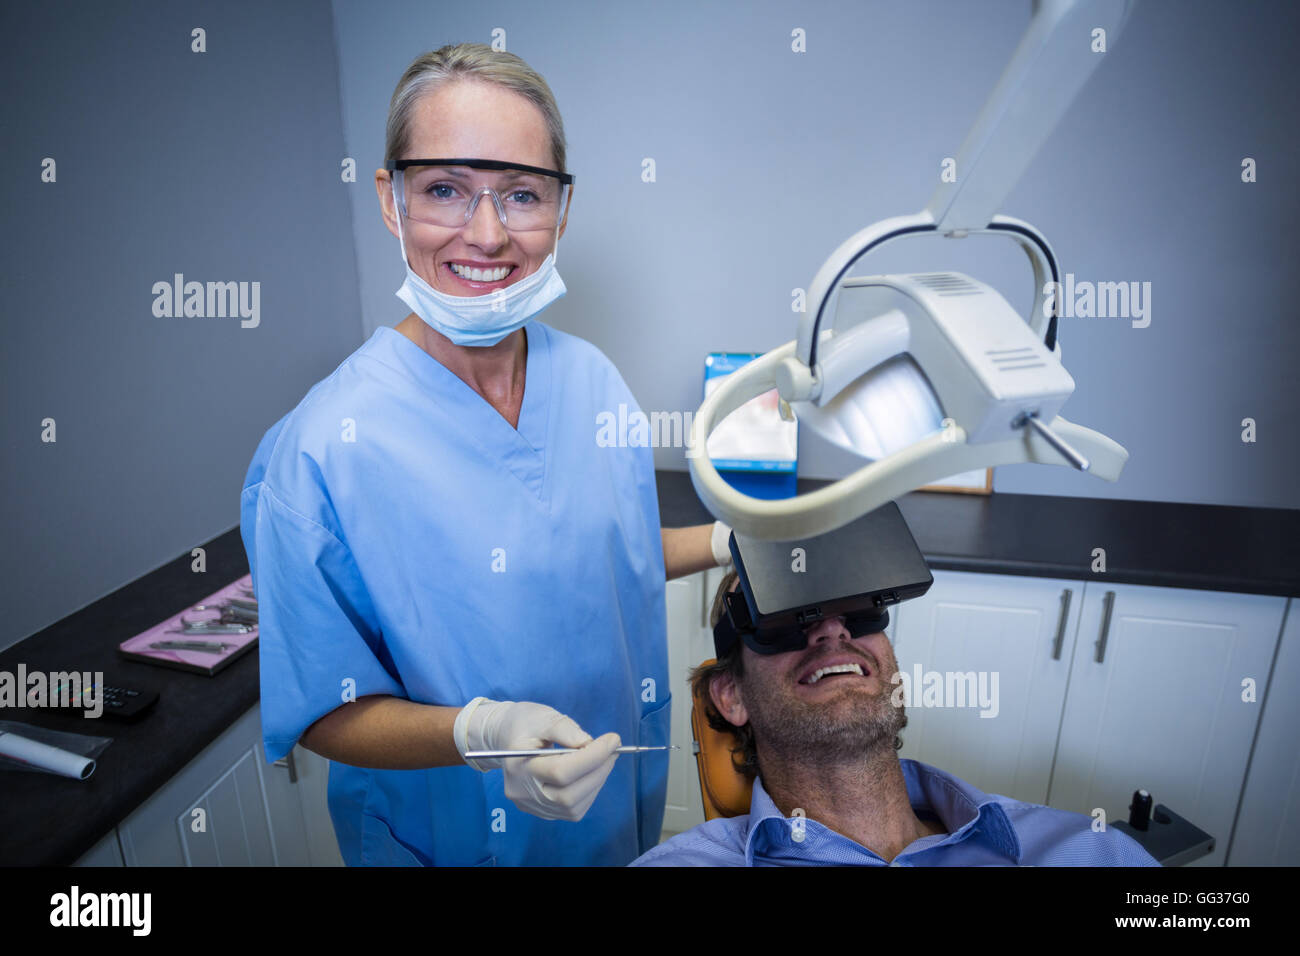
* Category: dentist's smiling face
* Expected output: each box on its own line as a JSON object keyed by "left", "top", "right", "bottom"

{"left": 380, "top": 79, "right": 569, "bottom": 297}
{"left": 711, "top": 582, "right": 906, "bottom": 765}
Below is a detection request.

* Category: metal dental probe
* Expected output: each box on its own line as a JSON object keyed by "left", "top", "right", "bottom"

{"left": 463, "top": 745, "right": 679, "bottom": 758}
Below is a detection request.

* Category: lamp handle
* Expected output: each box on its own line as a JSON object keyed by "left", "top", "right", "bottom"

{"left": 795, "top": 213, "right": 1063, "bottom": 374}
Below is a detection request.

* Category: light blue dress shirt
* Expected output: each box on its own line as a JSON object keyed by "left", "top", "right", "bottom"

{"left": 632, "top": 759, "right": 1161, "bottom": 866}
{"left": 241, "top": 321, "right": 669, "bottom": 866}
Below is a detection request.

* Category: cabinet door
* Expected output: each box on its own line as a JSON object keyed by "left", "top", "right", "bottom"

{"left": 258, "top": 739, "right": 313, "bottom": 866}
{"left": 72, "top": 830, "right": 124, "bottom": 867}
{"left": 289, "top": 745, "right": 345, "bottom": 866}
{"left": 118, "top": 705, "right": 276, "bottom": 865}
{"left": 1230, "top": 598, "right": 1300, "bottom": 865}
{"left": 661, "top": 569, "right": 725, "bottom": 836}
{"left": 1049, "top": 583, "right": 1285, "bottom": 867}
{"left": 891, "top": 569, "right": 1082, "bottom": 805}
{"left": 118, "top": 703, "right": 329, "bottom": 867}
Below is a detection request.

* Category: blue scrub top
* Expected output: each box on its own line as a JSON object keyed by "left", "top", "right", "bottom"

{"left": 239, "top": 321, "right": 669, "bottom": 866}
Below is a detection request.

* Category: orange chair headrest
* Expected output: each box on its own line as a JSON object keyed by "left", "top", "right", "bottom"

{"left": 690, "top": 658, "right": 754, "bottom": 819}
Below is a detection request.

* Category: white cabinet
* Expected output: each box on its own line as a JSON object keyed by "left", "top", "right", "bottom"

{"left": 115, "top": 703, "right": 342, "bottom": 866}
{"left": 1049, "top": 583, "right": 1285, "bottom": 867}
{"left": 117, "top": 705, "right": 270, "bottom": 865}
{"left": 72, "top": 830, "right": 124, "bottom": 867}
{"left": 891, "top": 570, "right": 1083, "bottom": 805}
{"left": 290, "top": 745, "right": 345, "bottom": 867}
{"left": 1230, "top": 604, "right": 1300, "bottom": 864}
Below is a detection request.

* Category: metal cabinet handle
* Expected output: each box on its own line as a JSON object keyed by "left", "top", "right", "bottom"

{"left": 701, "top": 570, "right": 711, "bottom": 629}
{"left": 1095, "top": 591, "right": 1116, "bottom": 664}
{"left": 1052, "top": 589, "right": 1072, "bottom": 660}
{"left": 273, "top": 749, "right": 298, "bottom": 784}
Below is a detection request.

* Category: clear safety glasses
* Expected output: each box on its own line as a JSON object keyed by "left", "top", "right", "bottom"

{"left": 388, "top": 158, "right": 574, "bottom": 233}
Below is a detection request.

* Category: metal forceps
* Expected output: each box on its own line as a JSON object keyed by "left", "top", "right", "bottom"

{"left": 150, "top": 639, "right": 235, "bottom": 654}
{"left": 168, "top": 618, "right": 254, "bottom": 635}
{"left": 171, "top": 603, "right": 257, "bottom": 636}
{"left": 186, "top": 597, "right": 259, "bottom": 628}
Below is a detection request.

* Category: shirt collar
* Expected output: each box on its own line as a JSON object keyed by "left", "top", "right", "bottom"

{"left": 742, "top": 758, "right": 1023, "bottom": 864}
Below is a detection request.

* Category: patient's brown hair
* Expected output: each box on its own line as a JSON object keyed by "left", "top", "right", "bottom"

{"left": 689, "top": 569, "right": 759, "bottom": 778}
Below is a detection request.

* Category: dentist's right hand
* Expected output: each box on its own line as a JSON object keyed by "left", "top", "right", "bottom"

{"left": 453, "top": 697, "right": 621, "bottom": 821}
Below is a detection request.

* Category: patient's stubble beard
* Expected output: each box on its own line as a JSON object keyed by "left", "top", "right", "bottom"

{"left": 741, "top": 656, "right": 907, "bottom": 770}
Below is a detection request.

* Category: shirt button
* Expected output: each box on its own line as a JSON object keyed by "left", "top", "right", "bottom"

{"left": 889, "top": 859, "right": 903, "bottom": 867}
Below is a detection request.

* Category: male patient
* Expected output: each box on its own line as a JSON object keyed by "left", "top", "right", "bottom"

{"left": 633, "top": 570, "right": 1159, "bottom": 867}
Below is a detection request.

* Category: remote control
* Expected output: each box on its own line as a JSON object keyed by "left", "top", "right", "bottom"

{"left": 47, "top": 677, "right": 159, "bottom": 722}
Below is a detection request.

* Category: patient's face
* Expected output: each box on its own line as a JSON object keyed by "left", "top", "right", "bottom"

{"left": 713, "top": 583, "right": 906, "bottom": 765}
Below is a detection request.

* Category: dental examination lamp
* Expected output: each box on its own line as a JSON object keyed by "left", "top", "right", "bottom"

{"left": 690, "top": 0, "right": 1134, "bottom": 540}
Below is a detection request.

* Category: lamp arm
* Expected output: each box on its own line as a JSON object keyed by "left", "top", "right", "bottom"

{"left": 799, "top": 0, "right": 1131, "bottom": 369}
{"left": 924, "top": 0, "right": 1134, "bottom": 234}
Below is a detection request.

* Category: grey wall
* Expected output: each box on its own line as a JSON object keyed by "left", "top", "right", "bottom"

{"left": 335, "top": 0, "right": 1298, "bottom": 507}
{"left": 1, "top": 1, "right": 364, "bottom": 650}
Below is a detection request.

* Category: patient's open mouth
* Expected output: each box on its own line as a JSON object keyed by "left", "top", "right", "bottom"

{"left": 801, "top": 662, "right": 869, "bottom": 685}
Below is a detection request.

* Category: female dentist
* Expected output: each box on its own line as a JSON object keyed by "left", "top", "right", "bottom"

{"left": 239, "top": 43, "right": 731, "bottom": 866}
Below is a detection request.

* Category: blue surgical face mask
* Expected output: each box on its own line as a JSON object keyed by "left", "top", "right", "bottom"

{"left": 393, "top": 195, "right": 567, "bottom": 347}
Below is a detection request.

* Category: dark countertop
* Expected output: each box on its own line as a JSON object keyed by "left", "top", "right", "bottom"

{"left": 0, "top": 535, "right": 256, "bottom": 866}
{"left": 657, "top": 471, "right": 1300, "bottom": 598}
{"left": 3, "top": 471, "right": 1296, "bottom": 864}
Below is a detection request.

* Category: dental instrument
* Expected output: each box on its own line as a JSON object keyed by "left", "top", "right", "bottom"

{"left": 463, "top": 745, "right": 679, "bottom": 758}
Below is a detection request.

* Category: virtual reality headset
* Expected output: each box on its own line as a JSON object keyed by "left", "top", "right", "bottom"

{"left": 712, "top": 501, "right": 933, "bottom": 657}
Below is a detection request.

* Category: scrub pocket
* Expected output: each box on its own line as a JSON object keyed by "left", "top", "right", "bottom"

{"left": 360, "top": 813, "right": 428, "bottom": 867}
{"left": 636, "top": 695, "right": 672, "bottom": 854}
{"left": 638, "top": 694, "right": 672, "bottom": 747}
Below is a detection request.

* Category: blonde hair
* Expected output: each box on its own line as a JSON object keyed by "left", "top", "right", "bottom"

{"left": 384, "top": 43, "right": 568, "bottom": 172}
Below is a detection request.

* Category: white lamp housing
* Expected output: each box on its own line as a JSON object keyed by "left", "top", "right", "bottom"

{"left": 794, "top": 271, "right": 1076, "bottom": 459}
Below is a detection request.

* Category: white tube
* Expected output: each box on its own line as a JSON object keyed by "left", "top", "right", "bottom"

{"left": 0, "top": 730, "right": 96, "bottom": 780}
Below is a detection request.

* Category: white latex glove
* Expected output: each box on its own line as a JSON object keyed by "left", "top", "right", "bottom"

{"left": 711, "top": 521, "right": 734, "bottom": 567}
{"left": 453, "top": 698, "right": 621, "bottom": 822}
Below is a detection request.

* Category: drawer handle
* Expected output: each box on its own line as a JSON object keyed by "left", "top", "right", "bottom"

{"left": 273, "top": 749, "right": 298, "bottom": 784}
{"left": 701, "top": 571, "right": 711, "bottom": 629}
{"left": 1095, "top": 591, "right": 1116, "bottom": 664}
{"left": 1052, "top": 589, "right": 1072, "bottom": 661}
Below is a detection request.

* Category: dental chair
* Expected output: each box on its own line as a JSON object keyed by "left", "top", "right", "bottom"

{"left": 689, "top": 658, "right": 751, "bottom": 821}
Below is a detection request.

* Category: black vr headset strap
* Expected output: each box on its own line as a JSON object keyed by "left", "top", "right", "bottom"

{"left": 712, "top": 589, "right": 753, "bottom": 658}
